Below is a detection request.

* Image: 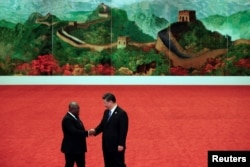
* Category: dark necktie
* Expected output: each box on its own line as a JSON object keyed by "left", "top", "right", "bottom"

{"left": 107, "top": 110, "right": 112, "bottom": 121}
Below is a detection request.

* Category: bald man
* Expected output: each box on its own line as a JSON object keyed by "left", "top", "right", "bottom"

{"left": 61, "top": 102, "right": 88, "bottom": 167}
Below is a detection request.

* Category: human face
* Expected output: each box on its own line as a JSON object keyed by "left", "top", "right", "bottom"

{"left": 103, "top": 99, "right": 113, "bottom": 110}
{"left": 71, "top": 106, "right": 80, "bottom": 116}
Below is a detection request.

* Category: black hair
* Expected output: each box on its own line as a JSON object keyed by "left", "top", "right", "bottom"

{"left": 102, "top": 93, "right": 116, "bottom": 102}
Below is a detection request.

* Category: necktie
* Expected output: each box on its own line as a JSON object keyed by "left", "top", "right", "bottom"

{"left": 107, "top": 110, "right": 112, "bottom": 121}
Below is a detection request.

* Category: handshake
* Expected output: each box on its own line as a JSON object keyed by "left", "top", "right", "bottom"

{"left": 88, "top": 129, "right": 96, "bottom": 136}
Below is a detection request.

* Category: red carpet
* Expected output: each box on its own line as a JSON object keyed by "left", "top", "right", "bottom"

{"left": 0, "top": 85, "right": 249, "bottom": 167}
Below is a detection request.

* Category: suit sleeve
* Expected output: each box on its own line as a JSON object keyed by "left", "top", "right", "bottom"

{"left": 62, "top": 118, "right": 88, "bottom": 137}
{"left": 94, "top": 111, "right": 107, "bottom": 136}
{"left": 118, "top": 111, "right": 129, "bottom": 146}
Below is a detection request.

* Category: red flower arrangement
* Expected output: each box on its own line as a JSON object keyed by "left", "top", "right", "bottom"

{"left": 61, "top": 63, "right": 84, "bottom": 75}
{"left": 200, "top": 57, "right": 224, "bottom": 75}
{"left": 170, "top": 66, "right": 189, "bottom": 75}
{"left": 235, "top": 58, "right": 250, "bottom": 69}
{"left": 60, "top": 63, "right": 115, "bottom": 75}
{"left": 15, "top": 55, "right": 115, "bottom": 75}
{"left": 15, "top": 63, "right": 31, "bottom": 75}
{"left": 15, "top": 54, "right": 61, "bottom": 75}
{"left": 95, "top": 64, "right": 115, "bottom": 75}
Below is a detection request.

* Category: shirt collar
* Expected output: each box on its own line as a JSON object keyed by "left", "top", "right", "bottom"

{"left": 68, "top": 111, "right": 77, "bottom": 120}
{"left": 110, "top": 104, "right": 117, "bottom": 114}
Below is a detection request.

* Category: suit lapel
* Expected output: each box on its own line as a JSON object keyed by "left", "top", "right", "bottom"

{"left": 106, "top": 107, "right": 119, "bottom": 125}
{"left": 67, "top": 113, "right": 84, "bottom": 129}
{"left": 77, "top": 118, "right": 83, "bottom": 127}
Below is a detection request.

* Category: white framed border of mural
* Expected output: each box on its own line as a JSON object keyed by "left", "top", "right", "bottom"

{"left": 0, "top": 76, "right": 249, "bottom": 85}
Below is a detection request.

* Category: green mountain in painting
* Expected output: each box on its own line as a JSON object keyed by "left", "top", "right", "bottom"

{"left": 68, "top": 6, "right": 154, "bottom": 44}
{"left": 201, "top": 10, "right": 250, "bottom": 40}
{"left": 0, "top": 20, "right": 16, "bottom": 29}
{"left": 169, "top": 20, "right": 231, "bottom": 53}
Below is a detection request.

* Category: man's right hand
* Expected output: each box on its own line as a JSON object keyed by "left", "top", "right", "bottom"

{"left": 88, "top": 129, "right": 96, "bottom": 136}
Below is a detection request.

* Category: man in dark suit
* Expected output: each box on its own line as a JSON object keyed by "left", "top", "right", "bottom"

{"left": 89, "top": 93, "right": 129, "bottom": 167}
{"left": 61, "top": 101, "right": 89, "bottom": 167}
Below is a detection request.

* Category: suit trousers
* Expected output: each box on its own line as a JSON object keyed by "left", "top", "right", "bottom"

{"left": 64, "top": 153, "right": 85, "bottom": 167}
{"left": 103, "top": 150, "right": 126, "bottom": 167}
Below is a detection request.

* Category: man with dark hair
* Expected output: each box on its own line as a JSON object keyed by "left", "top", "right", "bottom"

{"left": 89, "top": 93, "right": 129, "bottom": 167}
{"left": 61, "top": 101, "right": 89, "bottom": 167}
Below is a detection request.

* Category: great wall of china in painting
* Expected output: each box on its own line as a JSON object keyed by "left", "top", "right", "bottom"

{"left": 0, "top": 0, "right": 249, "bottom": 76}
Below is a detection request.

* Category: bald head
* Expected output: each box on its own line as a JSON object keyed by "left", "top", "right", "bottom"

{"left": 69, "top": 101, "right": 79, "bottom": 108}
{"left": 69, "top": 101, "right": 80, "bottom": 117}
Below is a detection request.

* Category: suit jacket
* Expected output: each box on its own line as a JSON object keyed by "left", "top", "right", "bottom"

{"left": 61, "top": 113, "right": 88, "bottom": 154}
{"left": 95, "top": 106, "right": 129, "bottom": 152}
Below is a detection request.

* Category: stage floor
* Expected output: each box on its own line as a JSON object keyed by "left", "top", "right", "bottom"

{"left": 0, "top": 85, "right": 249, "bottom": 167}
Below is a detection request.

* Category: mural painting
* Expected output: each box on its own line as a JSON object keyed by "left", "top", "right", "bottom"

{"left": 0, "top": 0, "right": 249, "bottom": 76}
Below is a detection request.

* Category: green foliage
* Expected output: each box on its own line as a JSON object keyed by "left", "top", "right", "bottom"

{"left": 0, "top": 27, "right": 15, "bottom": 43}
{"left": 111, "top": 47, "right": 169, "bottom": 75}
{"left": 111, "top": 8, "right": 154, "bottom": 42}
{"left": 0, "top": 19, "right": 16, "bottom": 29}
{"left": 224, "top": 60, "right": 250, "bottom": 76}
{"left": 227, "top": 44, "right": 250, "bottom": 60}
{"left": 151, "top": 53, "right": 170, "bottom": 75}
{"left": 173, "top": 21, "right": 231, "bottom": 52}
{"left": 221, "top": 44, "right": 250, "bottom": 75}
